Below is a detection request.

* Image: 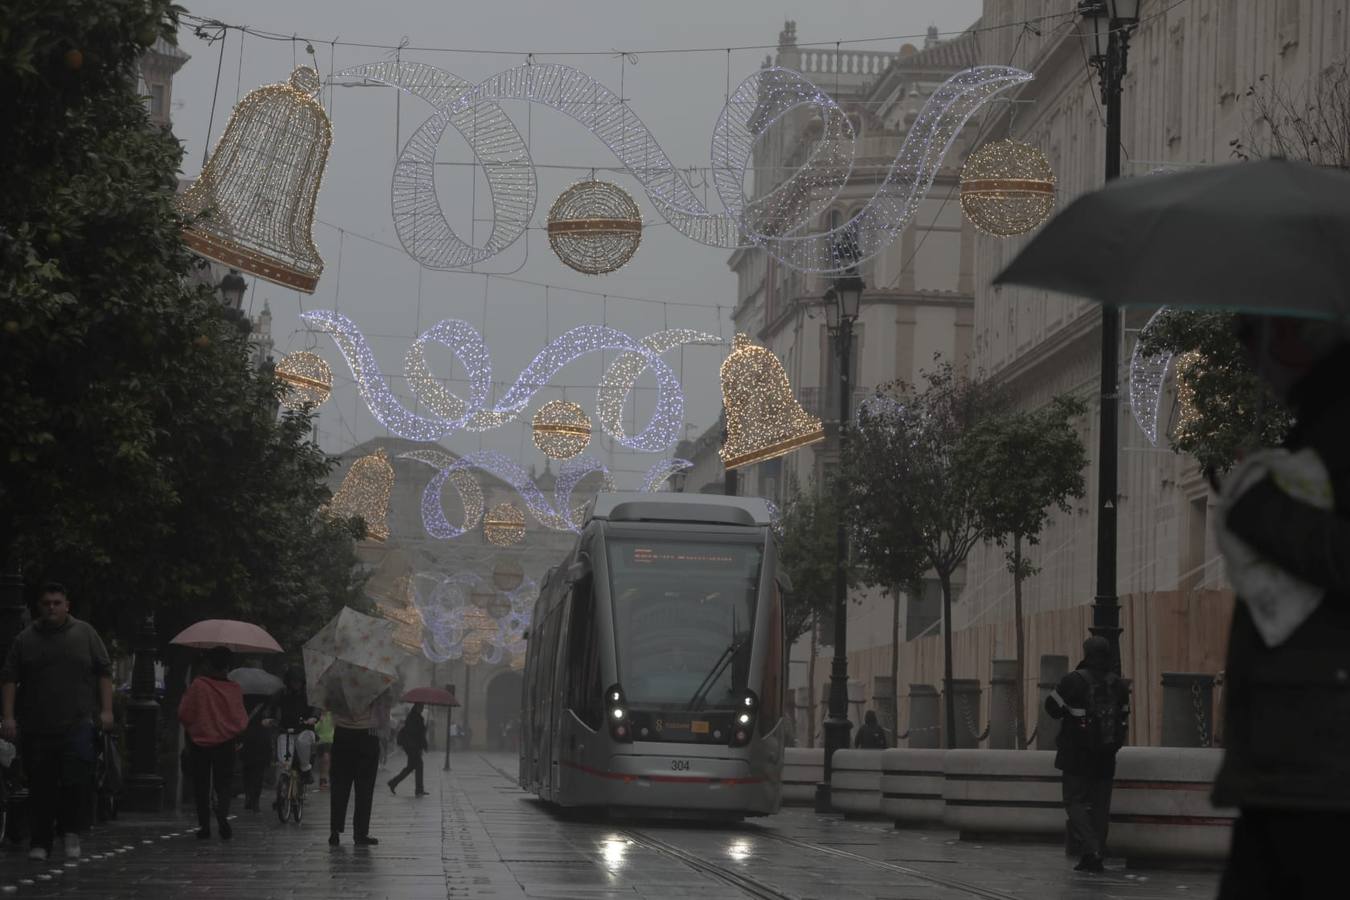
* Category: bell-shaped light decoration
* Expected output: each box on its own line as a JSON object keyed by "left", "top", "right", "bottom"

{"left": 719, "top": 334, "right": 824, "bottom": 470}
{"left": 176, "top": 66, "right": 332, "bottom": 293}
{"left": 328, "top": 448, "right": 394, "bottom": 541}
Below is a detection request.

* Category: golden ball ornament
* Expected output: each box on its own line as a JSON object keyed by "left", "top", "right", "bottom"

{"left": 531, "top": 400, "right": 591, "bottom": 459}
{"left": 484, "top": 502, "right": 526, "bottom": 546}
{"left": 275, "top": 350, "right": 334, "bottom": 409}
{"left": 491, "top": 558, "right": 524, "bottom": 592}
{"left": 546, "top": 179, "right": 642, "bottom": 275}
{"left": 486, "top": 593, "right": 512, "bottom": 620}
{"left": 959, "top": 139, "right": 1056, "bottom": 237}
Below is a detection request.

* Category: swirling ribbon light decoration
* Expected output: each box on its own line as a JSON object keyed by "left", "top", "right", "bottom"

{"left": 302, "top": 309, "right": 720, "bottom": 451}
{"left": 337, "top": 61, "right": 1031, "bottom": 274}
{"left": 1129, "top": 307, "right": 1175, "bottom": 447}
{"left": 403, "top": 449, "right": 690, "bottom": 539}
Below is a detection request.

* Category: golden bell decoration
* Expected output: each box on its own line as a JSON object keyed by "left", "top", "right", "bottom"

{"left": 719, "top": 334, "right": 824, "bottom": 470}
{"left": 483, "top": 502, "right": 526, "bottom": 546}
{"left": 275, "top": 350, "right": 333, "bottom": 410}
{"left": 531, "top": 400, "right": 591, "bottom": 459}
{"left": 959, "top": 139, "right": 1056, "bottom": 237}
{"left": 328, "top": 448, "right": 394, "bottom": 541}
{"left": 546, "top": 179, "right": 642, "bottom": 275}
{"left": 1174, "top": 350, "right": 1204, "bottom": 445}
{"left": 491, "top": 558, "right": 524, "bottom": 592}
{"left": 176, "top": 66, "right": 332, "bottom": 292}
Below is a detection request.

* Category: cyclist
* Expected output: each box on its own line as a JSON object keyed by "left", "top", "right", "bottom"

{"left": 261, "top": 667, "right": 318, "bottom": 784}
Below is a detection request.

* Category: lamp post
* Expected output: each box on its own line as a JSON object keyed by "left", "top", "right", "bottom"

{"left": 443, "top": 683, "right": 456, "bottom": 771}
{"left": 122, "top": 614, "right": 164, "bottom": 811}
{"left": 1079, "top": 0, "right": 1139, "bottom": 675}
{"left": 218, "top": 269, "right": 248, "bottom": 310}
{"left": 814, "top": 265, "right": 864, "bottom": 813}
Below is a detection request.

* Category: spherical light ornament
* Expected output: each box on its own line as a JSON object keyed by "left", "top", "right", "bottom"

{"left": 491, "top": 558, "right": 524, "bottom": 592}
{"left": 959, "top": 139, "right": 1056, "bottom": 237}
{"left": 276, "top": 350, "right": 334, "bottom": 409}
{"left": 484, "top": 502, "right": 526, "bottom": 546}
{"left": 486, "top": 593, "right": 512, "bottom": 620}
{"left": 531, "top": 400, "right": 592, "bottom": 459}
{"left": 470, "top": 590, "right": 495, "bottom": 611}
{"left": 546, "top": 179, "right": 642, "bottom": 275}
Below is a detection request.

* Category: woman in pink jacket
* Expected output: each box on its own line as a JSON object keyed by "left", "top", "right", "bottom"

{"left": 178, "top": 646, "right": 248, "bottom": 839}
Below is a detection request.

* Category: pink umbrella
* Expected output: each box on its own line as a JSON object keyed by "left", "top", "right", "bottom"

{"left": 402, "top": 686, "right": 458, "bottom": 707}
{"left": 171, "top": 620, "right": 283, "bottom": 654}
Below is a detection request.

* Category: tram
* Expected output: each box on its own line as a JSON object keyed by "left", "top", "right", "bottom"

{"left": 519, "top": 492, "right": 787, "bottom": 817}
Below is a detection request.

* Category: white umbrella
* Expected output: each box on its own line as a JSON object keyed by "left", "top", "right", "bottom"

{"left": 302, "top": 608, "right": 401, "bottom": 720}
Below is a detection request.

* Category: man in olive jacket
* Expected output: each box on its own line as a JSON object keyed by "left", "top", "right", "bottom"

{"left": 1213, "top": 317, "right": 1350, "bottom": 899}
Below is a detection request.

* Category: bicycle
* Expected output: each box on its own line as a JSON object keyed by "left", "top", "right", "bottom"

{"left": 274, "top": 729, "right": 305, "bottom": 824}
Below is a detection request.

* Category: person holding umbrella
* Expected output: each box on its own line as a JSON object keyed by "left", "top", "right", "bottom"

{"left": 178, "top": 646, "right": 248, "bottom": 839}
{"left": 228, "top": 667, "right": 283, "bottom": 812}
{"left": 387, "top": 702, "right": 428, "bottom": 797}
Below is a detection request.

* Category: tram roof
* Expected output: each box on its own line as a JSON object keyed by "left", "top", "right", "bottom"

{"left": 586, "top": 492, "right": 774, "bottom": 528}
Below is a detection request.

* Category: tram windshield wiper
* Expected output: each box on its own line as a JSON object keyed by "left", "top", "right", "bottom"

{"left": 686, "top": 637, "right": 745, "bottom": 711}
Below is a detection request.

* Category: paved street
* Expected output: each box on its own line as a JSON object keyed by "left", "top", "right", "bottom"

{"left": 0, "top": 752, "right": 1221, "bottom": 899}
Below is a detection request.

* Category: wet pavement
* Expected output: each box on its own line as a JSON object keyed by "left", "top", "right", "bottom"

{"left": 0, "top": 752, "right": 1221, "bottom": 899}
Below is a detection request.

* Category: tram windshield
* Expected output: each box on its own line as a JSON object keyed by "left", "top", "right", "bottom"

{"left": 607, "top": 536, "right": 763, "bottom": 710}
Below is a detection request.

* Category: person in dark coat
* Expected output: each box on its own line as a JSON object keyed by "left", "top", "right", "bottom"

{"left": 387, "top": 703, "right": 428, "bottom": 797}
{"left": 854, "top": 710, "right": 889, "bottom": 749}
{"left": 262, "top": 667, "right": 317, "bottom": 782}
{"left": 238, "top": 694, "right": 272, "bottom": 811}
{"left": 1045, "top": 636, "right": 1130, "bottom": 873}
{"left": 1212, "top": 316, "right": 1350, "bottom": 899}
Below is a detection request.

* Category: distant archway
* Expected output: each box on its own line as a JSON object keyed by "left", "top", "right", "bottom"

{"left": 485, "top": 670, "right": 524, "bottom": 752}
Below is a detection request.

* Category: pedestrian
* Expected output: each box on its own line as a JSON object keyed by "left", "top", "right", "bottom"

{"left": 178, "top": 646, "right": 249, "bottom": 840}
{"left": 328, "top": 692, "right": 384, "bottom": 846}
{"left": 0, "top": 582, "right": 113, "bottom": 862}
{"left": 261, "top": 667, "right": 317, "bottom": 784}
{"left": 315, "top": 710, "right": 334, "bottom": 791}
{"left": 1211, "top": 315, "right": 1350, "bottom": 899}
{"left": 238, "top": 694, "right": 273, "bottom": 812}
{"left": 1045, "top": 635, "right": 1130, "bottom": 873}
{"left": 387, "top": 702, "right": 428, "bottom": 797}
{"left": 854, "top": 709, "right": 889, "bottom": 749}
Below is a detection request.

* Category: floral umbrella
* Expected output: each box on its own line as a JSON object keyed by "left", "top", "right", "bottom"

{"left": 302, "top": 608, "right": 401, "bottom": 720}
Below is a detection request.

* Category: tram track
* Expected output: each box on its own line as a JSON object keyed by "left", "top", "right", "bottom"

{"left": 620, "top": 829, "right": 795, "bottom": 900}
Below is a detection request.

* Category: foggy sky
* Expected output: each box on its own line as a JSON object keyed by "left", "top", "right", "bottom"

{"left": 171, "top": 0, "right": 983, "bottom": 483}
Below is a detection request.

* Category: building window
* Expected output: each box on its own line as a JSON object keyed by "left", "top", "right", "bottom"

{"left": 1217, "top": 1, "right": 1237, "bottom": 100}
{"left": 1280, "top": 0, "right": 1301, "bottom": 54}
{"left": 150, "top": 83, "right": 166, "bottom": 118}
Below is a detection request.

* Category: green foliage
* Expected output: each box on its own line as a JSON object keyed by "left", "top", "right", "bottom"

{"left": 963, "top": 396, "right": 1088, "bottom": 578}
{"left": 841, "top": 361, "right": 1008, "bottom": 589}
{"left": 774, "top": 477, "right": 851, "bottom": 645}
{"left": 0, "top": 0, "right": 367, "bottom": 652}
{"left": 1137, "top": 311, "right": 1290, "bottom": 474}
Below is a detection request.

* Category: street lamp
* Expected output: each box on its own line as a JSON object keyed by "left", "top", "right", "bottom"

{"left": 219, "top": 269, "right": 248, "bottom": 310}
{"left": 815, "top": 258, "right": 864, "bottom": 812}
{"left": 1078, "top": 0, "right": 1139, "bottom": 675}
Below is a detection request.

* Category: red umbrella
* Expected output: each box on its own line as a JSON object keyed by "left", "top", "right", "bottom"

{"left": 171, "top": 620, "right": 283, "bottom": 654}
{"left": 402, "top": 686, "right": 458, "bottom": 707}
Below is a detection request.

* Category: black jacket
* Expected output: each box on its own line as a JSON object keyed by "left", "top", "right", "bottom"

{"left": 855, "top": 722, "right": 888, "bottom": 749}
{"left": 1214, "top": 348, "right": 1350, "bottom": 812}
{"left": 1045, "top": 661, "right": 1128, "bottom": 777}
{"left": 398, "top": 710, "right": 428, "bottom": 754}
{"left": 267, "top": 689, "right": 317, "bottom": 732}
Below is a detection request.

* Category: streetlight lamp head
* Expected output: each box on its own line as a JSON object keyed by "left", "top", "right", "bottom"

{"left": 836, "top": 274, "right": 865, "bottom": 322}
{"left": 1078, "top": 0, "right": 1111, "bottom": 61}
{"left": 219, "top": 269, "right": 248, "bottom": 309}
{"left": 822, "top": 288, "right": 841, "bottom": 331}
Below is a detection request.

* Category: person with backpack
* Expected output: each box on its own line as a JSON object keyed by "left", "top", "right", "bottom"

{"left": 854, "top": 709, "right": 889, "bottom": 749}
{"left": 386, "top": 703, "right": 427, "bottom": 797}
{"left": 1045, "top": 635, "right": 1130, "bottom": 873}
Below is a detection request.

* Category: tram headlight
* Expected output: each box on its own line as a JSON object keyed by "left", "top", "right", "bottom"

{"left": 737, "top": 712, "right": 752, "bottom": 725}
{"left": 606, "top": 683, "right": 633, "bottom": 744}
{"left": 730, "top": 690, "right": 759, "bottom": 747}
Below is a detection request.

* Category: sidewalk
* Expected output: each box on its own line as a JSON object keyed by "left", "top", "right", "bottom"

{"left": 0, "top": 752, "right": 1222, "bottom": 899}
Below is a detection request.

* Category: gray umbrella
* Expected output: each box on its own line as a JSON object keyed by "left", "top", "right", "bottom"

{"left": 994, "top": 158, "right": 1350, "bottom": 319}
{"left": 228, "top": 667, "right": 284, "bottom": 697}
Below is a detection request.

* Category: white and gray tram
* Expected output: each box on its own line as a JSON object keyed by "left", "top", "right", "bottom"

{"left": 519, "top": 492, "right": 788, "bottom": 817}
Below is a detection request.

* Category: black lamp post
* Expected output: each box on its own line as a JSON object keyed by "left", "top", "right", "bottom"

{"left": 814, "top": 264, "right": 864, "bottom": 812}
{"left": 1079, "top": 0, "right": 1139, "bottom": 675}
{"left": 219, "top": 269, "right": 248, "bottom": 310}
{"left": 443, "top": 683, "right": 457, "bottom": 771}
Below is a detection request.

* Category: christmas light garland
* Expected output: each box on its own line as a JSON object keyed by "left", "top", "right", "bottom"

{"left": 1128, "top": 307, "right": 1175, "bottom": 447}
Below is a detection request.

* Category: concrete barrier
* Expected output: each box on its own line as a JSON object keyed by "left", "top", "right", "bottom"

{"left": 831, "top": 750, "right": 885, "bottom": 817}
{"left": 881, "top": 748, "right": 945, "bottom": 825}
{"left": 1110, "top": 747, "right": 1233, "bottom": 863}
{"left": 941, "top": 749, "right": 1063, "bottom": 841}
{"left": 782, "top": 747, "right": 822, "bottom": 806}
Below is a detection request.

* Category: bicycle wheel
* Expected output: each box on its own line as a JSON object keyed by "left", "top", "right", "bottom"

{"left": 275, "top": 774, "right": 291, "bottom": 823}
{"left": 290, "top": 795, "right": 303, "bottom": 824}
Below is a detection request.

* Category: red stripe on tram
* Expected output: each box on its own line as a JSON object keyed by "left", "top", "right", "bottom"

{"left": 560, "top": 759, "right": 763, "bottom": 786}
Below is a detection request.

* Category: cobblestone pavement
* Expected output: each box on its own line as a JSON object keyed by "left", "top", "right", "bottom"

{"left": 0, "top": 752, "right": 1221, "bottom": 899}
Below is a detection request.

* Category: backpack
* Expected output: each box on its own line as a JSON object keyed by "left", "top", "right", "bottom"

{"left": 1076, "top": 670, "right": 1127, "bottom": 750}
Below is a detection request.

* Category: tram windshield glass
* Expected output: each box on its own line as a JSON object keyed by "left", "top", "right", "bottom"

{"left": 607, "top": 536, "right": 763, "bottom": 710}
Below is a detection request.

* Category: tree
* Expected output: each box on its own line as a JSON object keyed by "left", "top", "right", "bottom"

{"left": 774, "top": 476, "right": 854, "bottom": 746}
{"left": 841, "top": 362, "right": 1007, "bottom": 748}
{"left": 963, "top": 397, "right": 1088, "bottom": 748}
{"left": 0, "top": 0, "right": 367, "bottom": 656}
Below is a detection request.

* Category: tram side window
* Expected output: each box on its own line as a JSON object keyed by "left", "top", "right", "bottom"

{"left": 565, "top": 576, "right": 603, "bottom": 730}
{"left": 759, "top": 583, "right": 784, "bottom": 732}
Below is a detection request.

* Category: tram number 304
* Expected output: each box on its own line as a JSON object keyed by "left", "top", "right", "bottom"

{"left": 670, "top": 759, "right": 691, "bottom": 772}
